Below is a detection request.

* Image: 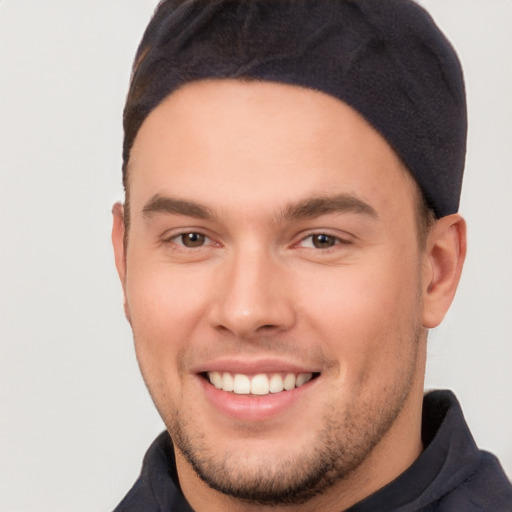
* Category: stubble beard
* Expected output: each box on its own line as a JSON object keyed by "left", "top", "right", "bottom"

{"left": 165, "top": 328, "right": 422, "bottom": 507}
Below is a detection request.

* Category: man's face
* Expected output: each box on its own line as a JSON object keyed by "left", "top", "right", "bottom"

{"left": 114, "top": 80, "right": 431, "bottom": 506}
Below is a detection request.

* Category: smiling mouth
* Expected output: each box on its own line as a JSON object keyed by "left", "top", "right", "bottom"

{"left": 204, "top": 371, "right": 320, "bottom": 396}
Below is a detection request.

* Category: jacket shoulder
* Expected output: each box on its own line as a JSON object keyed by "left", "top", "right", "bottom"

{"left": 434, "top": 451, "right": 512, "bottom": 512}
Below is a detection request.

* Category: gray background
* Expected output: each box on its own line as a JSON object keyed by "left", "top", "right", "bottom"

{"left": 1, "top": 1, "right": 511, "bottom": 510}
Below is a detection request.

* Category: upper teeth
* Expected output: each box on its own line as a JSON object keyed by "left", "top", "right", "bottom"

{"left": 207, "top": 371, "right": 313, "bottom": 395}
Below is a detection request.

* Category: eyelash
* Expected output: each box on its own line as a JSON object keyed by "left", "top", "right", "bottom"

{"left": 163, "top": 232, "right": 215, "bottom": 249}
{"left": 162, "top": 231, "right": 350, "bottom": 252}
{"left": 297, "top": 233, "right": 350, "bottom": 250}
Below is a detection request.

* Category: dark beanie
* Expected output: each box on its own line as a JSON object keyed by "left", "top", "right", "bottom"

{"left": 123, "top": 0, "right": 467, "bottom": 218}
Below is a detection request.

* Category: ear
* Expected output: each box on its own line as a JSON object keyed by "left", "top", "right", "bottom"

{"left": 111, "top": 202, "right": 132, "bottom": 323}
{"left": 112, "top": 203, "right": 131, "bottom": 324}
{"left": 112, "top": 202, "right": 127, "bottom": 283}
{"left": 422, "top": 214, "right": 467, "bottom": 328}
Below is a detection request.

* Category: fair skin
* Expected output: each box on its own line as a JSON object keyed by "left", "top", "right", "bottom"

{"left": 112, "top": 79, "right": 466, "bottom": 511}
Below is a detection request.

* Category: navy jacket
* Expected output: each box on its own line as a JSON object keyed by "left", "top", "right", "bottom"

{"left": 113, "top": 390, "right": 512, "bottom": 511}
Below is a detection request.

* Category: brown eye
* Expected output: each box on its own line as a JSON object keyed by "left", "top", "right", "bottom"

{"left": 180, "top": 233, "right": 206, "bottom": 247}
{"left": 311, "top": 234, "right": 337, "bottom": 248}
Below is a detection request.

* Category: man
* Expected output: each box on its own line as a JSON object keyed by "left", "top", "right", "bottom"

{"left": 111, "top": 0, "right": 512, "bottom": 510}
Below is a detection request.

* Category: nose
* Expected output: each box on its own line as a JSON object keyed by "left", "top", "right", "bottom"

{"left": 208, "top": 247, "right": 296, "bottom": 339}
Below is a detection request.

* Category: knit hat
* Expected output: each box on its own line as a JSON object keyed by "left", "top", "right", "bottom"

{"left": 123, "top": 0, "right": 467, "bottom": 217}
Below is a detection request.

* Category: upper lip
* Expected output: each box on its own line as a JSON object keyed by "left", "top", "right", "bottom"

{"left": 191, "top": 358, "right": 321, "bottom": 375}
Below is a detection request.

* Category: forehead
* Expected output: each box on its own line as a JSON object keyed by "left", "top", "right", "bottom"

{"left": 127, "top": 79, "right": 418, "bottom": 222}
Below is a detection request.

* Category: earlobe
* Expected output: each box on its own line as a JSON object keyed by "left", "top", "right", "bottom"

{"left": 422, "top": 214, "right": 467, "bottom": 328}
{"left": 111, "top": 202, "right": 127, "bottom": 287}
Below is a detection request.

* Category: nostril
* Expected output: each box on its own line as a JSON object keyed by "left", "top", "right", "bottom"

{"left": 208, "top": 296, "right": 296, "bottom": 338}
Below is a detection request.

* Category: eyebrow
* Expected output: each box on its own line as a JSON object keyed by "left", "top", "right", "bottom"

{"left": 142, "top": 194, "right": 215, "bottom": 220}
{"left": 278, "top": 194, "right": 378, "bottom": 222}
{"left": 141, "top": 192, "right": 377, "bottom": 223}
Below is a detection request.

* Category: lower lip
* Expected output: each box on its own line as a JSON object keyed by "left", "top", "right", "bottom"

{"left": 198, "top": 376, "right": 317, "bottom": 422}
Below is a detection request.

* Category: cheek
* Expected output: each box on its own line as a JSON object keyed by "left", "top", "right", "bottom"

{"left": 299, "top": 253, "right": 422, "bottom": 382}
{"left": 124, "top": 259, "right": 212, "bottom": 373}
{"left": 124, "top": 265, "right": 213, "bottom": 421}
